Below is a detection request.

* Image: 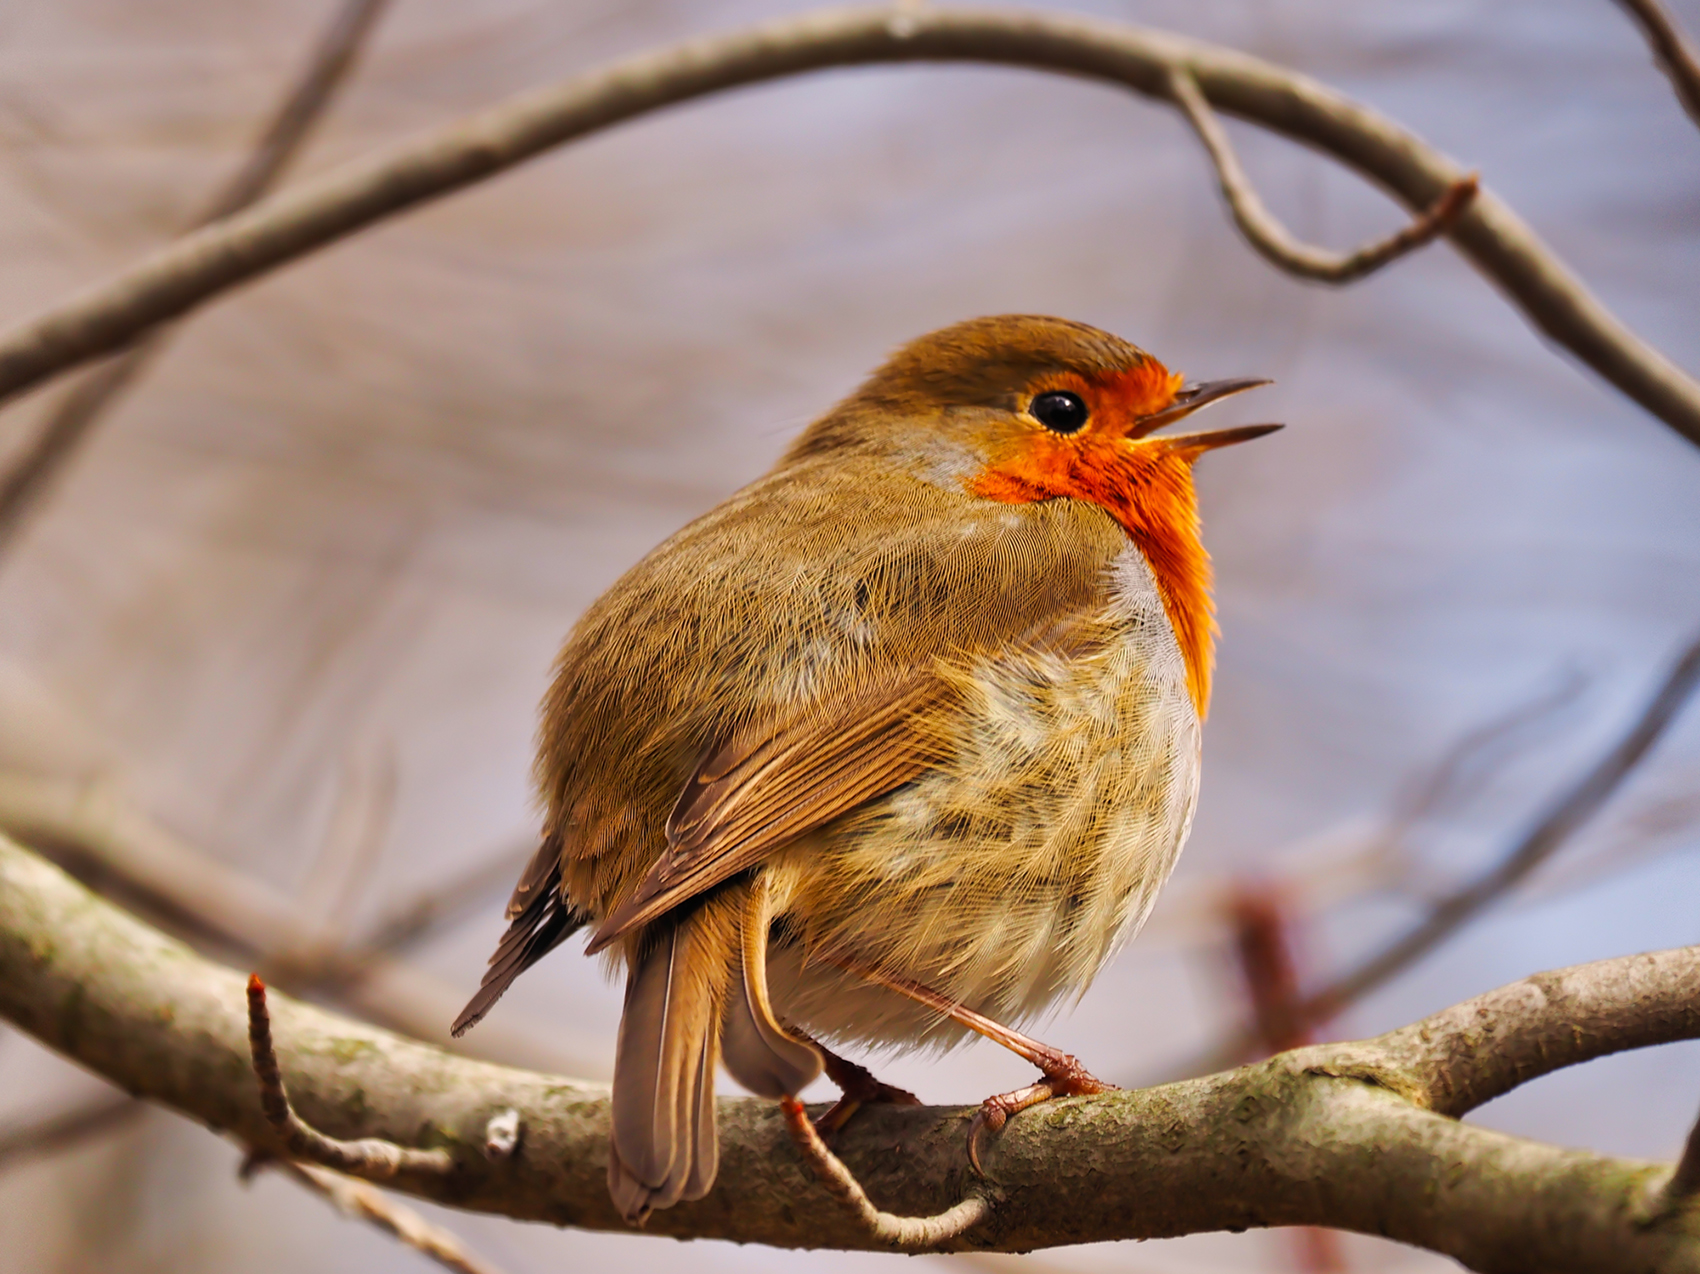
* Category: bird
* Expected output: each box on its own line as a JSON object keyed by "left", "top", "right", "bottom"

{"left": 452, "top": 314, "right": 1279, "bottom": 1223}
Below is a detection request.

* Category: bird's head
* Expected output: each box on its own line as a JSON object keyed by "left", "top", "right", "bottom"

{"left": 788, "top": 314, "right": 1282, "bottom": 717}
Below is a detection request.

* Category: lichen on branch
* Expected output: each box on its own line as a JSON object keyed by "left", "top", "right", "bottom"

{"left": 2, "top": 836, "right": 1697, "bottom": 1269}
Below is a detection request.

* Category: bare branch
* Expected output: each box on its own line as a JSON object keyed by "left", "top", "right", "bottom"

{"left": 779, "top": 1097, "right": 993, "bottom": 1250}
{"left": 1189, "top": 631, "right": 1700, "bottom": 1073}
{"left": 0, "top": 1093, "right": 141, "bottom": 1170}
{"left": 4, "top": 835, "right": 1698, "bottom": 1267}
{"left": 0, "top": 8, "right": 1694, "bottom": 446}
{"left": 0, "top": 0, "right": 389, "bottom": 552}
{"left": 1295, "top": 630, "right": 1700, "bottom": 1027}
{"left": 0, "top": 770, "right": 601, "bottom": 1076}
{"left": 247, "top": 973, "right": 453, "bottom": 1179}
{"left": 266, "top": 1159, "right": 511, "bottom": 1274}
{"left": 1617, "top": 0, "right": 1700, "bottom": 131}
{"left": 1165, "top": 66, "right": 1477, "bottom": 283}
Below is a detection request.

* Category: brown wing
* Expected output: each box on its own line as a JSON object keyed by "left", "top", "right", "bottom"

{"left": 451, "top": 834, "right": 587, "bottom": 1036}
{"left": 584, "top": 669, "right": 947, "bottom": 953}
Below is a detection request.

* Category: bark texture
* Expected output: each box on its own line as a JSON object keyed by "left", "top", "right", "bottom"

{"left": 3, "top": 837, "right": 1698, "bottom": 1269}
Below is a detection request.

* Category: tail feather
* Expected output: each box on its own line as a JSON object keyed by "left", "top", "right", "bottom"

{"left": 607, "top": 895, "right": 736, "bottom": 1223}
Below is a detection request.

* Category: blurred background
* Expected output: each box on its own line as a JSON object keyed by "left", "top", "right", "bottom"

{"left": 0, "top": 0, "right": 1697, "bottom": 1270}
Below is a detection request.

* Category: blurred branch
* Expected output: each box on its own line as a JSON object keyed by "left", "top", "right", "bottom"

{"left": 0, "top": 0, "right": 390, "bottom": 552}
{"left": 0, "top": 9, "right": 1695, "bottom": 446}
{"left": 0, "top": 1093, "right": 141, "bottom": 1170}
{"left": 273, "top": 1160, "right": 513, "bottom": 1274}
{"left": 4, "top": 838, "right": 1700, "bottom": 1266}
{"left": 1617, "top": 0, "right": 1700, "bottom": 131}
{"left": 0, "top": 770, "right": 599, "bottom": 1077}
{"left": 267, "top": 1160, "right": 513, "bottom": 1274}
{"left": 1194, "top": 632, "right": 1700, "bottom": 1074}
{"left": 1166, "top": 66, "right": 1477, "bottom": 283}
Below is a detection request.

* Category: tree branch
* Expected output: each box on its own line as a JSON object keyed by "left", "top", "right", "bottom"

{"left": 1189, "top": 630, "right": 1700, "bottom": 1074}
{"left": 1617, "top": 0, "right": 1700, "bottom": 131}
{"left": 3, "top": 836, "right": 1697, "bottom": 1269}
{"left": 0, "top": 770, "right": 601, "bottom": 1077}
{"left": 0, "top": 1093, "right": 141, "bottom": 1169}
{"left": 1165, "top": 66, "right": 1477, "bottom": 283}
{"left": 0, "top": 7, "right": 1694, "bottom": 446}
{"left": 0, "top": 0, "right": 390, "bottom": 552}
{"left": 258, "top": 1159, "right": 513, "bottom": 1274}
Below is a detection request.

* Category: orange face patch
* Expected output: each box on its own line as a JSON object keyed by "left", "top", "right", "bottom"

{"left": 970, "top": 360, "right": 1216, "bottom": 719}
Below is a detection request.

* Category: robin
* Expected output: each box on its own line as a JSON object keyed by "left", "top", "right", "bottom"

{"left": 453, "top": 314, "right": 1278, "bottom": 1222}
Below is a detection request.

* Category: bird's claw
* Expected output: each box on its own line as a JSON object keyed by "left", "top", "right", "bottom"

{"left": 964, "top": 1055, "right": 1116, "bottom": 1177}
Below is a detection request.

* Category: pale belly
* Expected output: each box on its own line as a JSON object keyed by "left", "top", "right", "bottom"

{"left": 763, "top": 545, "right": 1202, "bottom": 1051}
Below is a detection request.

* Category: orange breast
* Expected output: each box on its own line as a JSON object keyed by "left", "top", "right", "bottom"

{"left": 971, "top": 438, "right": 1215, "bottom": 719}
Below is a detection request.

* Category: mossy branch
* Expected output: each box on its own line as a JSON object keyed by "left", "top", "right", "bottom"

{"left": 3, "top": 836, "right": 1697, "bottom": 1269}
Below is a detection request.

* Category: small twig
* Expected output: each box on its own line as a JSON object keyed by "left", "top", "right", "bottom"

{"left": 1617, "top": 0, "right": 1700, "bottom": 131}
{"left": 260, "top": 1158, "right": 510, "bottom": 1274}
{"left": 1665, "top": 1102, "right": 1700, "bottom": 1204}
{"left": 0, "top": 0, "right": 389, "bottom": 553}
{"left": 0, "top": 1093, "right": 142, "bottom": 1170}
{"left": 779, "top": 1098, "right": 992, "bottom": 1250}
{"left": 0, "top": 10, "right": 1694, "bottom": 449}
{"left": 1166, "top": 65, "right": 1477, "bottom": 284}
{"left": 246, "top": 973, "right": 453, "bottom": 1179}
{"left": 1296, "top": 631, "right": 1700, "bottom": 1026}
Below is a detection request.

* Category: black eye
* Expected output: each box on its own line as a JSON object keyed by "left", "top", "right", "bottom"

{"left": 1029, "top": 390, "right": 1088, "bottom": 434}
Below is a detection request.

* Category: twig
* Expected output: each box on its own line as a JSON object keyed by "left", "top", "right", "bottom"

{"left": 0, "top": 0, "right": 389, "bottom": 552}
{"left": 1188, "top": 631, "right": 1700, "bottom": 1074}
{"left": 1165, "top": 65, "right": 1478, "bottom": 283}
{"left": 1297, "top": 631, "right": 1700, "bottom": 1024}
{"left": 246, "top": 973, "right": 454, "bottom": 1179}
{"left": 0, "top": 1093, "right": 142, "bottom": 1169}
{"left": 264, "top": 1158, "right": 510, "bottom": 1274}
{"left": 1617, "top": 0, "right": 1700, "bottom": 131}
{"left": 0, "top": 9, "right": 1695, "bottom": 446}
{"left": 1668, "top": 1104, "right": 1700, "bottom": 1202}
{"left": 779, "top": 1098, "right": 992, "bottom": 1249}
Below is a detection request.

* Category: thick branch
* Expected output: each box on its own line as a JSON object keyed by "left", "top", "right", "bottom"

{"left": 0, "top": 7, "right": 1694, "bottom": 447}
{"left": 0, "top": 770, "right": 600, "bottom": 1077}
{"left": 3, "top": 837, "right": 1697, "bottom": 1269}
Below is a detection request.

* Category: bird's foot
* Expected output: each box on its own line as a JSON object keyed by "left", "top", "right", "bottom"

{"left": 966, "top": 1051, "right": 1114, "bottom": 1176}
{"left": 815, "top": 1045, "right": 921, "bottom": 1135}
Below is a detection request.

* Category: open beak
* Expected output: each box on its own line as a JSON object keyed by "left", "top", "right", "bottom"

{"left": 1122, "top": 376, "right": 1281, "bottom": 454}
{"left": 1125, "top": 377, "right": 1272, "bottom": 440}
{"left": 1159, "top": 420, "right": 1284, "bottom": 454}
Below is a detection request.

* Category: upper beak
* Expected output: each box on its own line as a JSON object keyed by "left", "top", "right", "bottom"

{"left": 1125, "top": 376, "right": 1273, "bottom": 440}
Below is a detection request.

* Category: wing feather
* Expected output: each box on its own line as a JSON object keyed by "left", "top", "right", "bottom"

{"left": 585, "top": 670, "right": 946, "bottom": 952}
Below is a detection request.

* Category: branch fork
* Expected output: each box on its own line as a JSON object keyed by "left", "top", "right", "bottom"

{"left": 246, "top": 973, "right": 454, "bottom": 1180}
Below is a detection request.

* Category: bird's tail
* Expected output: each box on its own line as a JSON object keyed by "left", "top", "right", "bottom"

{"left": 608, "top": 877, "right": 821, "bottom": 1224}
{"left": 608, "top": 890, "right": 735, "bottom": 1224}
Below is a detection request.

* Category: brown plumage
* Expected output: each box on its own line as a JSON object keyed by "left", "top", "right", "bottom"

{"left": 453, "top": 315, "right": 1279, "bottom": 1221}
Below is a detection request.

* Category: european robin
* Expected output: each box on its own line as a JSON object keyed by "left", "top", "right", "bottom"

{"left": 454, "top": 315, "right": 1278, "bottom": 1222}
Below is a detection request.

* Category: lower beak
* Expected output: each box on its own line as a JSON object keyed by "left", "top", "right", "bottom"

{"left": 1126, "top": 376, "right": 1272, "bottom": 440}
{"left": 1159, "top": 421, "right": 1284, "bottom": 455}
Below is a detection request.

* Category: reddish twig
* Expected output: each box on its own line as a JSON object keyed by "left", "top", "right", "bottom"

{"left": 247, "top": 974, "right": 453, "bottom": 1178}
